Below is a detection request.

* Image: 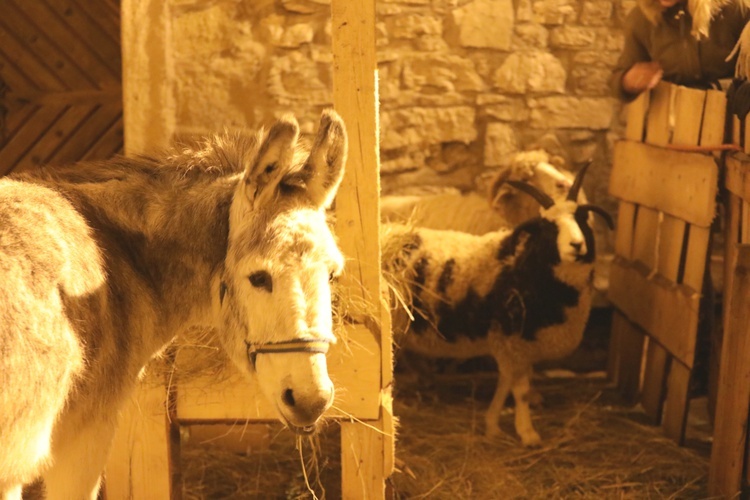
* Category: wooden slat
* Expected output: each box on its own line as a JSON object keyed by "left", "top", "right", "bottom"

{"left": 70, "top": 0, "right": 122, "bottom": 39}
{"left": 733, "top": 115, "right": 741, "bottom": 147}
{"left": 49, "top": 104, "right": 122, "bottom": 164}
{"left": 700, "top": 89, "right": 727, "bottom": 147}
{"left": 0, "top": 0, "right": 94, "bottom": 89}
{"left": 175, "top": 324, "right": 382, "bottom": 421}
{"left": 4, "top": 88, "right": 122, "bottom": 106}
{"left": 682, "top": 224, "right": 710, "bottom": 292}
{"left": 744, "top": 201, "right": 750, "bottom": 243}
{"left": 11, "top": 105, "right": 96, "bottom": 170}
{"left": 608, "top": 258, "right": 700, "bottom": 368}
{"left": 709, "top": 247, "right": 750, "bottom": 497}
{"left": 632, "top": 206, "right": 659, "bottom": 271}
{"left": 657, "top": 214, "right": 685, "bottom": 281}
{"left": 662, "top": 359, "right": 691, "bottom": 444}
{"left": 611, "top": 311, "right": 645, "bottom": 403}
{"left": 610, "top": 141, "right": 718, "bottom": 227}
{"left": 0, "top": 105, "right": 67, "bottom": 168}
{"left": 43, "top": 0, "right": 121, "bottom": 77}
{"left": 614, "top": 201, "right": 636, "bottom": 259}
{"left": 724, "top": 194, "right": 741, "bottom": 342}
{"left": 672, "top": 85, "right": 706, "bottom": 146}
{"left": 645, "top": 81, "right": 672, "bottom": 146}
{"left": 80, "top": 114, "right": 124, "bottom": 160}
{"left": 625, "top": 91, "right": 649, "bottom": 142}
{"left": 0, "top": 17, "right": 66, "bottom": 90}
{"left": 9, "top": 0, "right": 119, "bottom": 87}
{"left": 725, "top": 154, "right": 750, "bottom": 201}
{"left": 0, "top": 51, "right": 39, "bottom": 91}
{"left": 1, "top": 103, "right": 37, "bottom": 146}
{"left": 640, "top": 340, "right": 669, "bottom": 424}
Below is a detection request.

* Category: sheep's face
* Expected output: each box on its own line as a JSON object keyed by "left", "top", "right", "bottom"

{"left": 533, "top": 162, "right": 574, "bottom": 202}
{"left": 541, "top": 201, "right": 586, "bottom": 263}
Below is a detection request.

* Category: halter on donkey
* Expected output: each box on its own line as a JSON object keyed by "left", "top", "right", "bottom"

{"left": 0, "top": 110, "right": 348, "bottom": 499}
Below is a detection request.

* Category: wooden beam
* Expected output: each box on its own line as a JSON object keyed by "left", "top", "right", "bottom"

{"left": 640, "top": 340, "right": 669, "bottom": 424}
{"left": 610, "top": 311, "right": 645, "bottom": 403}
{"left": 614, "top": 201, "right": 636, "bottom": 259}
{"left": 120, "top": 0, "right": 174, "bottom": 155}
{"left": 610, "top": 140, "right": 718, "bottom": 227}
{"left": 662, "top": 359, "right": 691, "bottom": 444}
{"left": 725, "top": 153, "right": 750, "bottom": 201}
{"left": 709, "top": 245, "right": 750, "bottom": 497}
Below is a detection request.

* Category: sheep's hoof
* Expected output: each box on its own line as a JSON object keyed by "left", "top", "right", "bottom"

{"left": 484, "top": 425, "right": 502, "bottom": 439}
{"left": 520, "top": 431, "right": 542, "bottom": 447}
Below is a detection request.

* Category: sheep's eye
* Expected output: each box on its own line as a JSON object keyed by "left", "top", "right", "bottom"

{"left": 249, "top": 271, "right": 273, "bottom": 292}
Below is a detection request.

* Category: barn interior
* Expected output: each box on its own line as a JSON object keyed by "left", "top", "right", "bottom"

{"left": 1, "top": 0, "right": 748, "bottom": 498}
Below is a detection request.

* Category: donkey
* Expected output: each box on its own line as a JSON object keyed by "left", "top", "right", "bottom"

{"left": 0, "top": 110, "right": 347, "bottom": 499}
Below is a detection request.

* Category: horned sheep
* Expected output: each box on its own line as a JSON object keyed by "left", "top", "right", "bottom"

{"left": 383, "top": 163, "right": 613, "bottom": 446}
{"left": 380, "top": 150, "right": 584, "bottom": 235}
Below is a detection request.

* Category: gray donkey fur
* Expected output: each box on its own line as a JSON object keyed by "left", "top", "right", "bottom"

{"left": 0, "top": 110, "right": 348, "bottom": 499}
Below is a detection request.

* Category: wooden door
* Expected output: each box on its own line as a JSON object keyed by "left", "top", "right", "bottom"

{"left": 0, "top": 0, "right": 122, "bottom": 176}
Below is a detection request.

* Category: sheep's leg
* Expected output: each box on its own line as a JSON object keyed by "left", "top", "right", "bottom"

{"left": 512, "top": 374, "right": 541, "bottom": 447}
{"left": 485, "top": 368, "right": 513, "bottom": 438}
{"left": 1, "top": 485, "right": 22, "bottom": 500}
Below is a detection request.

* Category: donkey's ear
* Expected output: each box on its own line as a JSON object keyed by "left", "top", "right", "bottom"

{"left": 301, "top": 109, "right": 348, "bottom": 209}
{"left": 244, "top": 114, "right": 300, "bottom": 209}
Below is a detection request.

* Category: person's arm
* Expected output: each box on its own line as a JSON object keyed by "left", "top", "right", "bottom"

{"left": 610, "top": 10, "right": 662, "bottom": 102}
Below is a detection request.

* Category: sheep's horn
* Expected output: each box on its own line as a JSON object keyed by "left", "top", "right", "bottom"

{"left": 506, "top": 180, "right": 554, "bottom": 209}
{"left": 567, "top": 159, "right": 592, "bottom": 202}
{"left": 579, "top": 204, "right": 615, "bottom": 229}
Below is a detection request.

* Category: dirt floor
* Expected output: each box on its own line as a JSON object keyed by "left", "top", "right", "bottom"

{"left": 180, "top": 353, "right": 713, "bottom": 499}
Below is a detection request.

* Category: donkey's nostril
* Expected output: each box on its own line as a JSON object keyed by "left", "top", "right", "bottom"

{"left": 571, "top": 242, "right": 582, "bottom": 252}
{"left": 283, "top": 388, "right": 296, "bottom": 407}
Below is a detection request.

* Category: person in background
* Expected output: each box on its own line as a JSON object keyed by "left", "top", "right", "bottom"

{"left": 610, "top": 0, "right": 750, "bottom": 102}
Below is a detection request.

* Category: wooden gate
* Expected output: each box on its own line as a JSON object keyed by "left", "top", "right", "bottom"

{"left": 0, "top": 0, "right": 122, "bottom": 175}
{"left": 607, "top": 82, "right": 723, "bottom": 444}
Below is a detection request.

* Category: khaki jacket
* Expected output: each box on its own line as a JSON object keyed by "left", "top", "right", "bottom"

{"left": 611, "top": 0, "right": 750, "bottom": 101}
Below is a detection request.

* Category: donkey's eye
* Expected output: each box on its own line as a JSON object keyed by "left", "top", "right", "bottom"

{"left": 249, "top": 271, "right": 273, "bottom": 292}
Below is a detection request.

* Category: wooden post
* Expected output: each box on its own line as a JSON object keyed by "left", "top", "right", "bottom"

{"left": 331, "top": 0, "right": 393, "bottom": 498}
{"left": 709, "top": 245, "right": 750, "bottom": 497}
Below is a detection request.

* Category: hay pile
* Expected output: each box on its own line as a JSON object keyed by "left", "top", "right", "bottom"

{"left": 180, "top": 371, "right": 710, "bottom": 499}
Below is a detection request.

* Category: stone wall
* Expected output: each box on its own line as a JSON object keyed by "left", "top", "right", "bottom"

{"left": 170, "top": 0, "right": 636, "bottom": 214}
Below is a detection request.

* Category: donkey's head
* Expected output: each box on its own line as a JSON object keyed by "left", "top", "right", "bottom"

{"left": 507, "top": 161, "right": 613, "bottom": 264}
{"left": 218, "top": 110, "right": 347, "bottom": 434}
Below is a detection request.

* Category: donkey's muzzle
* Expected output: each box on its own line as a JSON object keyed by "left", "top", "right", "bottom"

{"left": 281, "top": 380, "right": 334, "bottom": 429}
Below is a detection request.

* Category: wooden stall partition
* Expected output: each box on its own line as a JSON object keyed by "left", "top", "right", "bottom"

{"left": 106, "top": 0, "right": 393, "bottom": 498}
{"left": 709, "top": 154, "right": 750, "bottom": 497}
{"left": 607, "top": 82, "right": 720, "bottom": 444}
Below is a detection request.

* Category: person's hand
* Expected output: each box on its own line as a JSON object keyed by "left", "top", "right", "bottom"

{"left": 622, "top": 62, "right": 664, "bottom": 95}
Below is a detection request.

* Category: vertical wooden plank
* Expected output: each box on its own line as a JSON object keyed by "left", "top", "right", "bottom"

{"left": 632, "top": 206, "right": 660, "bottom": 271}
{"left": 331, "top": 0, "right": 391, "bottom": 498}
{"left": 743, "top": 201, "right": 750, "bottom": 243}
{"left": 640, "top": 340, "right": 669, "bottom": 424}
{"left": 682, "top": 225, "right": 711, "bottom": 292}
{"left": 657, "top": 214, "right": 685, "bottom": 281}
{"left": 121, "top": 0, "right": 175, "bottom": 155}
{"left": 625, "top": 91, "right": 649, "bottom": 142}
{"left": 733, "top": 115, "right": 741, "bottom": 147}
{"left": 662, "top": 359, "right": 691, "bottom": 444}
{"left": 614, "top": 201, "right": 636, "bottom": 259}
{"left": 611, "top": 311, "right": 646, "bottom": 403}
{"left": 709, "top": 245, "right": 750, "bottom": 498}
{"left": 105, "top": 378, "right": 173, "bottom": 500}
{"left": 700, "top": 90, "right": 727, "bottom": 147}
{"left": 724, "top": 194, "right": 741, "bottom": 341}
{"left": 645, "top": 81, "right": 673, "bottom": 146}
{"left": 672, "top": 86, "right": 706, "bottom": 146}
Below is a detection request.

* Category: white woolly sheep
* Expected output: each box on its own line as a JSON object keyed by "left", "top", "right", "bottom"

{"left": 383, "top": 163, "right": 613, "bottom": 446}
{"left": 380, "top": 150, "right": 585, "bottom": 235}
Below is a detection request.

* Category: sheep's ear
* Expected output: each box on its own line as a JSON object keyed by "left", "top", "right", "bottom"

{"left": 506, "top": 180, "right": 555, "bottom": 209}
{"left": 299, "top": 109, "right": 348, "bottom": 209}
{"left": 242, "top": 114, "right": 300, "bottom": 210}
{"left": 549, "top": 155, "right": 566, "bottom": 169}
